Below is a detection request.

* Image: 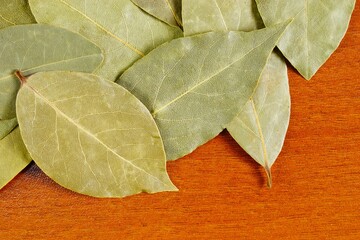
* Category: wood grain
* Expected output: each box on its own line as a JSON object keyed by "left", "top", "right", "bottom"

{"left": 1, "top": 3, "right": 359, "bottom": 240}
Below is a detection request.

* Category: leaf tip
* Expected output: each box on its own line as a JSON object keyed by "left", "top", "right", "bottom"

{"left": 304, "top": 72, "right": 314, "bottom": 81}
{"left": 166, "top": 181, "right": 179, "bottom": 192}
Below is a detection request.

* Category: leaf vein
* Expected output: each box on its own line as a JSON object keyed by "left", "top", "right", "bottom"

{"left": 58, "top": 0, "right": 145, "bottom": 56}
{"left": 28, "top": 84, "right": 169, "bottom": 187}
{"left": 152, "top": 30, "right": 280, "bottom": 115}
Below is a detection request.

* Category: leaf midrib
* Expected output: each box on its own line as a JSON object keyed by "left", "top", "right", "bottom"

{"left": 58, "top": 0, "right": 145, "bottom": 57}
{"left": 25, "top": 82, "right": 170, "bottom": 187}
{"left": 0, "top": 53, "right": 101, "bottom": 82}
{"left": 249, "top": 98, "right": 270, "bottom": 169}
{"left": 152, "top": 28, "right": 282, "bottom": 115}
{"left": 213, "top": 0, "right": 228, "bottom": 30}
{"left": 304, "top": 0, "right": 309, "bottom": 78}
{"left": 0, "top": 14, "right": 15, "bottom": 25}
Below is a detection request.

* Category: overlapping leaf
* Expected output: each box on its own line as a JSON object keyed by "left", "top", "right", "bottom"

{"left": 0, "top": 118, "right": 17, "bottom": 140}
{"left": 255, "top": 0, "right": 356, "bottom": 79}
{"left": 29, "top": 0, "right": 182, "bottom": 81}
{"left": 182, "top": 0, "right": 291, "bottom": 185}
{"left": 118, "top": 22, "right": 290, "bottom": 160}
{"left": 0, "top": 127, "right": 32, "bottom": 189}
{"left": 16, "top": 71, "right": 177, "bottom": 198}
{"left": 182, "top": 0, "right": 264, "bottom": 36}
{"left": 132, "top": 0, "right": 182, "bottom": 28}
{"left": 0, "top": 0, "right": 353, "bottom": 196}
{"left": 0, "top": 0, "right": 36, "bottom": 29}
{"left": 227, "top": 52, "right": 290, "bottom": 186}
{"left": 0, "top": 24, "right": 103, "bottom": 120}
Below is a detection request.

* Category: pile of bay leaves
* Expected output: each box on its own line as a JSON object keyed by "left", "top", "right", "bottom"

{"left": 0, "top": 0, "right": 355, "bottom": 198}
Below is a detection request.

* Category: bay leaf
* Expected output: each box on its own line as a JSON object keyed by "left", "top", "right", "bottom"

{"left": 131, "top": 0, "right": 182, "bottom": 28}
{"left": 16, "top": 71, "right": 177, "bottom": 198}
{"left": 0, "top": 24, "right": 103, "bottom": 120}
{"left": 227, "top": 52, "right": 290, "bottom": 187}
{"left": 255, "top": 0, "right": 356, "bottom": 80}
{"left": 117, "top": 21, "right": 290, "bottom": 160}
{"left": 0, "top": 127, "right": 32, "bottom": 190}
{"left": 0, "top": 0, "right": 36, "bottom": 29}
{"left": 0, "top": 118, "right": 17, "bottom": 140}
{"left": 182, "top": 0, "right": 290, "bottom": 186}
{"left": 182, "top": 0, "right": 264, "bottom": 36}
{"left": 29, "top": 0, "right": 183, "bottom": 81}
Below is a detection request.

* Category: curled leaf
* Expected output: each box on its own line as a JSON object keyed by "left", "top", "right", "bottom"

{"left": 16, "top": 71, "right": 177, "bottom": 198}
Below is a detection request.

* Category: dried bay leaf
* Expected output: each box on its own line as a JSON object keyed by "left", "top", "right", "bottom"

{"left": 0, "top": 127, "right": 32, "bottom": 190}
{"left": 16, "top": 71, "right": 177, "bottom": 198}
{"left": 183, "top": 0, "right": 290, "bottom": 186}
{"left": 0, "top": 118, "right": 17, "bottom": 140}
{"left": 132, "top": 0, "right": 182, "bottom": 28}
{"left": 118, "top": 22, "right": 290, "bottom": 160}
{"left": 0, "top": 24, "right": 103, "bottom": 120}
{"left": 227, "top": 52, "right": 290, "bottom": 187}
{"left": 255, "top": 0, "right": 356, "bottom": 80}
{"left": 29, "top": 0, "right": 182, "bottom": 81}
{"left": 182, "top": 0, "right": 264, "bottom": 36}
{"left": 0, "top": 0, "right": 36, "bottom": 29}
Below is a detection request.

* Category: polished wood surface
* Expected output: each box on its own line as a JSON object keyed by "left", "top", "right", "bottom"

{"left": 1, "top": 4, "right": 359, "bottom": 240}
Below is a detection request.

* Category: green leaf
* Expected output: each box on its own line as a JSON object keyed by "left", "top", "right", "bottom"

{"left": 29, "top": 0, "right": 183, "bottom": 81}
{"left": 0, "top": 127, "right": 32, "bottom": 190}
{"left": 16, "top": 71, "right": 177, "bottom": 198}
{"left": 255, "top": 0, "right": 356, "bottom": 80}
{"left": 182, "top": 0, "right": 264, "bottom": 36}
{"left": 0, "top": 118, "right": 17, "bottom": 140}
{"left": 132, "top": 0, "right": 182, "bottom": 28}
{"left": 182, "top": 0, "right": 290, "bottom": 186}
{"left": 227, "top": 52, "right": 290, "bottom": 187}
{"left": 118, "top": 22, "right": 290, "bottom": 160}
{"left": 0, "top": 0, "right": 36, "bottom": 29}
{"left": 0, "top": 24, "right": 103, "bottom": 120}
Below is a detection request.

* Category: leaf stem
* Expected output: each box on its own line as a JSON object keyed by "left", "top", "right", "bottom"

{"left": 264, "top": 164, "right": 272, "bottom": 188}
{"left": 15, "top": 70, "right": 27, "bottom": 86}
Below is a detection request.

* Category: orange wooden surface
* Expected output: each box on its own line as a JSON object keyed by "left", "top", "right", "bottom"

{"left": 1, "top": 4, "right": 360, "bottom": 240}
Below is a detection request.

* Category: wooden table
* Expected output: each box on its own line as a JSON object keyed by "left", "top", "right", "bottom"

{"left": 1, "top": 4, "right": 359, "bottom": 240}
